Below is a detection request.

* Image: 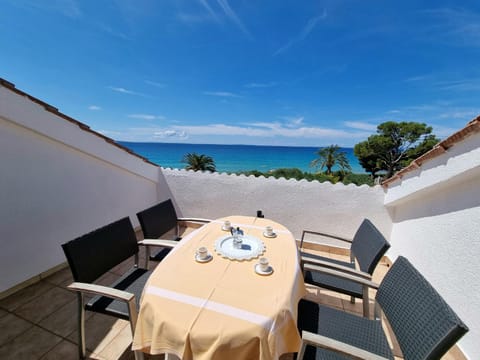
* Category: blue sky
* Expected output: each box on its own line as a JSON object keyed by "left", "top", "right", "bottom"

{"left": 1, "top": 0, "right": 480, "bottom": 146}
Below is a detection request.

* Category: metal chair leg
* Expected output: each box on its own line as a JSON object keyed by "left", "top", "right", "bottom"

{"left": 77, "top": 292, "right": 86, "bottom": 359}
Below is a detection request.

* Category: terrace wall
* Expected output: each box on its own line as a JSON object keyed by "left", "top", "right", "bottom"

{"left": 384, "top": 132, "right": 480, "bottom": 359}
{"left": 0, "top": 86, "right": 170, "bottom": 294}
{"left": 162, "top": 168, "right": 391, "bottom": 243}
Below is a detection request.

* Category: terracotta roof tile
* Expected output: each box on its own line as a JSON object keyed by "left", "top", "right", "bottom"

{"left": 0, "top": 78, "right": 158, "bottom": 167}
{"left": 382, "top": 116, "right": 480, "bottom": 187}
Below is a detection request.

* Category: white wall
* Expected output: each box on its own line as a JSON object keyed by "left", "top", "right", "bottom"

{"left": 162, "top": 168, "right": 391, "bottom": 242}
{"left": 0, "top": 87, "right": 166, "bottom": 293}
{"left": 385, "top": 133, "right": 480, "bottom": 359}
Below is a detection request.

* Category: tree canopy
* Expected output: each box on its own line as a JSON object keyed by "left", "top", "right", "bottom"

{"left": 182, "top": 153, "right": 216, "bottom": 172}
{"left": 310, "top": 145, "right": 351, "bottom": 175}
{"left": 354, "top": 121, "right": 439, "bottom": 178}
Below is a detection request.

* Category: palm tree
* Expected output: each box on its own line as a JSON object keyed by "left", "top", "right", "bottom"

{"left": 182, "top": 153, "right": 216, "bottom": 172}
{"left": 310, "top": 145, "right": 351, "bottom": 175}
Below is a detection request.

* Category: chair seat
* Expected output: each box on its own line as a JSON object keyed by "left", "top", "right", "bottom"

{"left": 86, "top": 267, "right": 153, "bottom": 320}
{"left": 297, "top": 299, "right": 393, "bottom": 360}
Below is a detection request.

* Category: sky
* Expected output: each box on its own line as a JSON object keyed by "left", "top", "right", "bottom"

{"left": 1, "top": 0, "right": 480, "bottom": 147}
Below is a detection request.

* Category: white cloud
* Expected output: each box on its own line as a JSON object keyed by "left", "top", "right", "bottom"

{"left": 13, "top": 0, "right": 82, "bottom": 18}
{"left": 277, "top": 116, "right": 304, "bottom": 128}
{"left": 422, "top": 8, "right": 480, "bottom": 47}
{"left": 108, "top": 86, "right": 147, "bottom": 97}
{"left": 154, "top": 130, "right": 188, "bottom": 139}
{"left": 203, "top": 91, "right": 242, "bottom": 98}
{"left": 274, "top": 10, "right": 327, "bottom": 56}
{"left": 144, "top": 80, "right": 166, "bottom": 88}
{"left": 172, "top": 122, "right": 367, "bottom": 140}
{"left": 109, "top": 86, "right": 134, "bottom": 94}
{"left": 198, "top": 0, "right": 220, "bottom": 22}
{"left": 438, "top": 110, "right": 478, "bottom": 119}
{"left": 435, "top": 79, "right": 480, "bottom": 91}
{"left": 244, "top": 82, "right": 277, "bottom": 88}
{"left": 88, "top": 105, "right": 101, "bottom": 111}
{"left": 216, "top": 0, "right": 252, "bottom": 38}
{"left": 344, "top": 121, "right": 377, "bottom": 131}
{"left": 387, "top": 110, "right": 401, "bottom": 114}
{"left": 128, "top": 114, "right": 166, "bottom": 121}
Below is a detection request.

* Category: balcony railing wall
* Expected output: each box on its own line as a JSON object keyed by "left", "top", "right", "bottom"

{"left": 161, "top": 168, "right": 391, "bottom": 242}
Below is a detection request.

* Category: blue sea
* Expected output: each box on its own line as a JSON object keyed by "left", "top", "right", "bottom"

{"left": 119, "top": 142, "right": 365, "bottom": 174}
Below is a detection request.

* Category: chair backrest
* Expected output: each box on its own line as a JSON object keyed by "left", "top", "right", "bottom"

{"left": 62, "top": 217, "right": 139, "bottom": 283}
{"left": 136, "top": 199, "right": 178, "bottom": 239}
{"left": 376, "top": 256, "right": 468, "bottom": 360}
{"left": 350, "top": 219, "right": 390, "bottom": 274}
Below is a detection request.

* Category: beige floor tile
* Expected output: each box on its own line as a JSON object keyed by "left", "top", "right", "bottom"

{"left": 98, "top": 323, "right": 133, "bottom": 360}
{"left": 0, "top": 325, "right": 62, "bottom": 360}
{"left": 39, "top": 298, "right": 93, "bottom": 338}
{"left": 15, "top": 286, "right": 76, "bottom": 324}
{"left": 0, "top": 313, "right": 33, "bottom": 346}
{"left": 0, "top": 281, "right": 54, "bottom": 312}
{"left": 68, "top": 313, "right": 129, "bottom": 354}
{"left": 43, "top": 267, "right": 73, "bottom": 287}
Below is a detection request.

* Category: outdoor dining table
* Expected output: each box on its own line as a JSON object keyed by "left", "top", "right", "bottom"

{"left": 132, "top": 215, "right": 306, "bottom": 360}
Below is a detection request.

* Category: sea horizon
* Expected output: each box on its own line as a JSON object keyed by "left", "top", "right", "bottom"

{"left": 119, "top": 141, "right": 365, "bottom": 174}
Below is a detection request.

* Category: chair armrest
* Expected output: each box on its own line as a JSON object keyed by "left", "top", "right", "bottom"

{"left": 301, "top": 230, "right": 353, "bottom": 244}
{"left": 301, "top": 255, "right": 372, "bottom": 280}
{"left": 67, "top": 282, "right": 135, "bottom": 302}
{"left": 301, "top": 331, "right": 390, "bottom": 360}
{"left": 303, "top": 263, "right": 379, "bottom": 290}
{"left": 139, "top": 239, "right": 178, "bottom": 248}
{"left": 177, "top": 217, "right": 212, "bottom": 224}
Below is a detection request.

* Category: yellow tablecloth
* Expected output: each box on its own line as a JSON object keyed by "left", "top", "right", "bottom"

{"left": 132, "top": 216, "right": 306, "bottom": 359}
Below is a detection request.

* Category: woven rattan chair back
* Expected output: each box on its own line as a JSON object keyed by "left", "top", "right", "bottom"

{"left": 62, "top": 217, "right": 139, "bottom": 283}
{"left": 137, "top": 199, "right": 178, "bottom": 239}
{"left": 376, "top": 256, "right": 468, "bottom": 360}
{"left": 350, "top": 219, "right": 390, "bottom": 274}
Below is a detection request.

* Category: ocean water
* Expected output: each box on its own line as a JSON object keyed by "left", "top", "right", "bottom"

{"left": 119, "top": 142, "right": 365, "bottom": 174}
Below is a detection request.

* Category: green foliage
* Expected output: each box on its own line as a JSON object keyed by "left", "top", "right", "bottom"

{"left": 354, "top": 121, "right": 439, "bottom": 178}
{"left": 233, "top": 168, "right": 373, "bottom": 186}
{"left": 342, "top": 173, "right": 374, "bottom": 186}
{"left": 310, "top": 145, "right": 351, "bottom": 175}
{"left": 181, "top": 153, "right": 216, "bottom": 172}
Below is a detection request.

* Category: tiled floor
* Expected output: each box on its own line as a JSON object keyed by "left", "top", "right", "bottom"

{"left": 0, "top": 245, "right": 465, "bottom": 360}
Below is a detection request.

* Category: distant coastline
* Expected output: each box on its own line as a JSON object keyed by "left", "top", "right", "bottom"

{"left": 119, "top": 142, "right": 366, "bottom": 174}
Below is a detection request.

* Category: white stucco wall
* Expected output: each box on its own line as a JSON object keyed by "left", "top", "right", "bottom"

{"left": 0, "top": 87, "right": 166, "bottom": 293}
{"left": 385, "top": 132, "right": 480, "bottom": 359}
{"left": 162, "top": 168, "right": 391, "bottom": 242}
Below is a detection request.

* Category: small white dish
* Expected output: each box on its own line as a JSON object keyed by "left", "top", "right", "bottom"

{"left": 255, "top": 263, "right": 273, "bottom": 275}
{"left": 195, "top": 253, "right": 213, "bottom": 263}
{"left": 263, "top": 231, "right": 277, "bottom": 238}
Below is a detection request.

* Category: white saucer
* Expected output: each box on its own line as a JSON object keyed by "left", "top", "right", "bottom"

{"left": 263, "top": 232, "right": 277, "bottom": 238}
{"left": 222, "top": 226, "right": 232, "bottom": 231}
{"left": 195, "top": 254, "right": 213, "bottom": 263}
{"left": 255, "top": 264, "right": 274, "bottom": 275}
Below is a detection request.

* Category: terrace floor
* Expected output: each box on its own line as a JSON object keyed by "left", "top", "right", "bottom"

{"left": 0, "top": 240, "right": 466, "bottom": 360}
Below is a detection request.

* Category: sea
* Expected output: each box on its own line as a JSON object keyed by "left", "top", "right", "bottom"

{"left": 118, "top": 142, "right": 365, "bottom": 174}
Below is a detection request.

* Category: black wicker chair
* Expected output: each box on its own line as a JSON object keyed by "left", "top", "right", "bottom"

{"left": 62, "top": 217, "right": 176, "bottom": 360}
{"left": 137, "top": 199, "right": 211, "bottom": 263}
{"left": 297, "top": 256, "right": 468, "bottom": 360}
{"left": 300, "top": 219, "right": 390, "bottom": 317}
